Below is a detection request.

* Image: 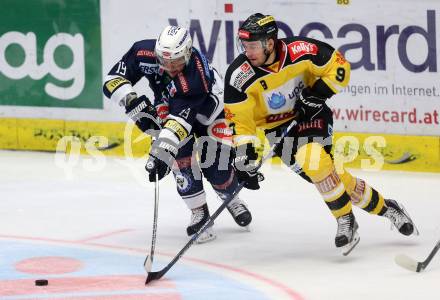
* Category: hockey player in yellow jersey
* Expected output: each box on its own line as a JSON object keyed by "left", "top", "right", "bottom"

{"left": 224, "top": 13, "right": 418, "bottom": 255}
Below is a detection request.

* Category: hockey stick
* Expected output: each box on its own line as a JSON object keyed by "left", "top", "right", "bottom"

{"left": 145, "top": 119, "right": 298, "bottom": 284}
{"left": 395, "top": 239, "right": 440, "bottom": 272}
{"left": 143, "top": 171, "right": 160, "bottom": 272}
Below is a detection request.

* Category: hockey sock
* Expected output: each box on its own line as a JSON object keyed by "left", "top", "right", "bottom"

{"left": 339, "top": 171, "right": 386, "bottom": 215}
{"left": 296, "top": 143, "right": 352, "bottom": 218}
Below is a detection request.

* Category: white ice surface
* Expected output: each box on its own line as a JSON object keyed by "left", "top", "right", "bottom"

{"left": 1, "top": 150, "right": 439, "bottom": 299}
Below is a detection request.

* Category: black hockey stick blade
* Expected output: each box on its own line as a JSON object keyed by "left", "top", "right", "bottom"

{"left": 145, "top": 270, "right": 165, "bottom": 284}
{"left": 144, "top": 199, "right": 232, "bottom": 285}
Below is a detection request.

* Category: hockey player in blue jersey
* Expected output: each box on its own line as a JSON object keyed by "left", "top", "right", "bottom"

{"left": 103, "top": 26, "right": 252, "bottom": 243}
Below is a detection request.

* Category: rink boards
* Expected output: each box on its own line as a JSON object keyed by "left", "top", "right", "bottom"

{"left": 0, "top": 117, "right": 438, "bottom": 173}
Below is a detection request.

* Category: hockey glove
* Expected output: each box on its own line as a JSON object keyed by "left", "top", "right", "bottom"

{"left": 125, "top": 95, "right": 161, "bottom": 134}
{"left": 234, "top": 143, "right": 262, "bottom": 190}
{"left": 145, "top": 137, "right": 179, "bottom": 182}
{"left": 295, "top": 87, "right": 327, "bottom": 120}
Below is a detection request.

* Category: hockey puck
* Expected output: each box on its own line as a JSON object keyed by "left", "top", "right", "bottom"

{"left": 35, "top": 279, "right": 48, "bottom": 286}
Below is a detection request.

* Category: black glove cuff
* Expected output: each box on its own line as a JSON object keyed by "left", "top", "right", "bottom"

{"left": 235, "top": 143, "right": 258, "bottom": 172}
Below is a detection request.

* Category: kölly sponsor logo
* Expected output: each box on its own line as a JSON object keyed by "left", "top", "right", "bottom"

{"left": 170, "top": 10, "right": 437, "bottom": 73}
{"left": 0, "top": 0, "right": 102, "bottom": 108}
{"left": 287, "top": 41, "right": 318, "bottom": 61}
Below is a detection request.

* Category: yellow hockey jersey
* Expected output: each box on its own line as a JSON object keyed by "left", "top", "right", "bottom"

{"left": 224, "top": 36, "right": 350, "bottom": 145}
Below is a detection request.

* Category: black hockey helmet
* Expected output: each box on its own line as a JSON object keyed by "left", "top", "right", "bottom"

{"left": 238, "top": 13, "right": 278, "bottom": 42}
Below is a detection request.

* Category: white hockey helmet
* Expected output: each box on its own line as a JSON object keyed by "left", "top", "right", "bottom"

{"left": 155, "top": 26, "right": 193, "bottom": 70}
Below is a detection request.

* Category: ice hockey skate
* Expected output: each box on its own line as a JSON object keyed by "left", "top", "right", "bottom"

{"left": 383, "top": 199, "right": 419, "bottom": 236}
{"left": 226, "top": 197, "right": 252, "bottom": 229}
{"left": 335, "top": 212, "right": 360, "bottom": 256}
{"left": 187, "top": 203, "right": 216, "bottom": 244}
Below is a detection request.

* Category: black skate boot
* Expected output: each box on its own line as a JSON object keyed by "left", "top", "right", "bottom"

{"left": 383, "top": 199, "right": 419, "bottom": 236}
{"left": 227, "top": 198, "right": 252, "bottom": 227}
{"left": 335, "top": 212, "right": 360, "bottom": 256}
{"left": 186, "top": 203, "right": 216, "bottom": 243}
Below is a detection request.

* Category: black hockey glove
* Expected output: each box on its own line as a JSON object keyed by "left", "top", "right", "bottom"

{"left": 125, "top": 95, "right": 161, "bottom": 134}
{"left": 294, "top": 87, "right": 327, "bottom": 120}
{"left": 145, "top": 137, "right": 178, "bottom": 182}
{"left": 234, "top": 143, "right": 262, "bottom": 190}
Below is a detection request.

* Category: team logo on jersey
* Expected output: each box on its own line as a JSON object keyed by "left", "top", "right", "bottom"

{"left": 136, "top": 49, "right": 155, "bottom": 57}
{"left": 287, "top": 41, "right": 318, "bottom": 62}
{"left": 139, "top": 62, "right": 159, "bottom": 75}
{"left": 267, "top": 92, "right": 286, "bottom": 109}
{"left": 262, "top": 77, "right": 303, "bottom": 114}
{"left": 208, "top": 119, "right": 233, "bottom": 146}
{"left": 230, "top": 61, "right": 255, "bottom": 91}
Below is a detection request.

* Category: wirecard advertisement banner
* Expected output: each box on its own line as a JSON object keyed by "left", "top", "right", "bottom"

{"left": 1, "top": 0, "right": 439, "bottom": 136}
{"left": 102, "top": 0, "right": 440, "bottom": 136}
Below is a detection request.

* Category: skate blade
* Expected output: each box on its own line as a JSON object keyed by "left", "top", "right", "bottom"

{"left": 194, "top": 228, "right": 217, "bottom": 244}
{"left": 341, "top": 233, "right": 360, "bottom": 256}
